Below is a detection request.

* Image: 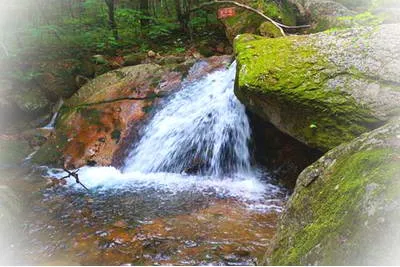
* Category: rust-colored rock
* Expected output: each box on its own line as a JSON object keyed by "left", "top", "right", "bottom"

{"left": 33, "top": 56, "right": 233, "bottom": 169}
{"left": 61, "top": 100, "right": 150, "bottom": 168}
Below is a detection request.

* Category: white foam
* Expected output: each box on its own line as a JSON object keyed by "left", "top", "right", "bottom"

{"left": 124, "top": 61, "right": 252, "bottom": 177}
{"left": 44, "top": 60, "right": 284, "bottom": 208}
{"left": 46, "top": 166, "right": 274, "bottom": 202}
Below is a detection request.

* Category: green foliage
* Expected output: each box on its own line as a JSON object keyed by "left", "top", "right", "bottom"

{"left": 0, "top": 0, "right": 228, "bottom": 83}
{"left": 147, "top": 22, "right": 179, "bottom": 40}
{"left": 174, "top": 47, "right": 186, "bottom": 53}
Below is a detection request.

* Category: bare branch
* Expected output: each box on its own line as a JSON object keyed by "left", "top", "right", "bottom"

{"left": 62, "top": 168, "right": 90, "bottom": 191}
{"left": 190, "top": 0, "right": 311, "bottom": 37}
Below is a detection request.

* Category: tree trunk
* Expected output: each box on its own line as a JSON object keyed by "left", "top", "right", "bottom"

{"left": 140, "top": 0, "right": 150, "bottom": 27}
{"left": 104, "top": 0, "right": 119, "bottom": 40}
{"left": 175, "top": 0, "right": 193, "bottom": 39}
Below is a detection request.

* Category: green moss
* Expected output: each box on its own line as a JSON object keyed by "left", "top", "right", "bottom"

{"left": 258, "top": 22, "right": 283, "bottom": 38}
{"left": 150, "top": 75, "right": 163, "bottom": 88}
{"left": 313, "top": 17, "right": 336, "bottom": 33}
{"left": 55, "top": 105, "right": 75, "bottom": 129}
{"left": 272, "top": 145, "right": 399, "bottom": 265}
{"left": 77, "top": 107, "right": 103, "bottom": 126}
{"left": 264, "top": 0, "right": 297, "bottom": 25}
{"left": 110, "top": 129, "right": 121, "bottom": 143}
{"left": 222, "top": 0, "right": 296, "bottom": 40}
{"left": 31, "top": 132, "right": 68, "bottom": 166}
{"left": 142, "top": 102, "right": 154, "bottom": 114}
{"left": 234, "top": 33, "right": 381, "bottom": 151}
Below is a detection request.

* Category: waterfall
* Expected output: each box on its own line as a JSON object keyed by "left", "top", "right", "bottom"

{"left": 47, "top": 59, "right": 283, "bottom": 203}
{"left": 124, "top": 61, "right": 253, "bottom": 177}
{"left": 41, "top": 99, "right": 64, "bottom": 130}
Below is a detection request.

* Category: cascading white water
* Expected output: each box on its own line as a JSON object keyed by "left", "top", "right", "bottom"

{"left": 47, "top": 59, "right": 285, "bottom": 205}
{"left": 124, "top": 61, "right": 252, "bottom": 177}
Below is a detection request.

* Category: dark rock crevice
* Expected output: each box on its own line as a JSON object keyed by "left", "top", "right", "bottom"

{"left": 247, "top": 110, "right": 322, "bottom": 190}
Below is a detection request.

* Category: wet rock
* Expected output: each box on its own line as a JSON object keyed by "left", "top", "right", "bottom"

{"left": 271, "top": 118, "right": 400, "bottom": 265}
{"left": 155, "top": 55, "right": 186, "bottom": 65}
{"left": 147, "top": 50, "right": 156, "bottom": 58}
{"left": 113, "top": 220, "right": 128, "bottom": 228}
{"left": 123, "top": 53, "right": 146, "bottom": 66}
{"left": 235, "top": 24, "right": 400, "bottom": 151}
{"left": 185, "top": 55, "right": 232, "bottom": 82}
{"left": 35, "top": 58, "right": 91, "bottom": 99}
{"left": 92, "top": 55, "right": 108, "bottom": 65}
{"left": 33, "top": 63, "right": 181, "bottom": 168}
{"left": 249, "top": 113, "right": 321, "bottom": 187}
{"left": 9, "top": 87, "right": 50, "bottom": 115}
{"left": 32, "top": 56, "right": 231, "bottom": 168}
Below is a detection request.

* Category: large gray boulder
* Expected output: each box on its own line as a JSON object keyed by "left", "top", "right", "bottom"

{"left": 271, "top": 117, "right": 400, "bottom": 265}
{"left": 234, "top": 24, "right": 400, "bottom": 152}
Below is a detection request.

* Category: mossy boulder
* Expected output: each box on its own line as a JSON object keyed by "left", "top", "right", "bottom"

{"left": 271, "top": 117, "right": 400, "bottom": 265}
{"left": 220, "top": 0, "right": 297, "bottom": 42}
{"left": 9, "top": 87, "right": 50, "bottom": 115}
{"left": 123, "top": 53, "right": 146, "bottom": 66}
{"left": 258, "top": 22, "right": 284, "bottom": 38}
{"left": 234, "top": 24, "right": 400, "bottom": 152}
{"left": 64, "top": 64, "right": 172, "bottom": 106}
{"left": 35, "top": 58, "right": 90, "bottom": 100}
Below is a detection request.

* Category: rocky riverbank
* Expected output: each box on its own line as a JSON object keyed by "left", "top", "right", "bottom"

{"left": 234, "top": 0, "right": 400, "bottom": 264}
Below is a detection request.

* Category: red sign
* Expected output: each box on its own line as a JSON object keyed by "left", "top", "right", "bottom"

{"left": 217, "top": 7, "right": 236, "bottom": 19}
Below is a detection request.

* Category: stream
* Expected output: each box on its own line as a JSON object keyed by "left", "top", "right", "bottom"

{"left": 2, "top": 60, "right": 287, "bottom": 265}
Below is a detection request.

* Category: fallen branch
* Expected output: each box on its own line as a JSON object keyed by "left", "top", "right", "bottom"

{"left": 190, "top": 0, "right": 310, "bottom": 36}
{"left": 61, "top": 168, "right": 90, "bottom": 191}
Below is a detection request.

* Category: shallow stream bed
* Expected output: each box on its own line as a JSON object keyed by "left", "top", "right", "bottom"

{"left": 2, "top": 167, "right": 286, "bottom": 265}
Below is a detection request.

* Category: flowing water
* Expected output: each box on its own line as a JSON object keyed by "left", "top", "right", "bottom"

{"left": 124, "top": 61, "right": 251, "bottom": 177}
{"left": 2, "top": 59, "right": 287, "bottom": 265}
{"left": 41, "top": 98, "right": 64, "bottom": 130}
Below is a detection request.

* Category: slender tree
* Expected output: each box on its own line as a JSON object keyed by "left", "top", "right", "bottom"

{"left": 174, "top": 0, "right": 193, "bottom": 39}
{"left": 140, "top": 0, "right": 150, "bottom": 27}
{"left": 104, "top": 0, "right": 119, "bottom": 40}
